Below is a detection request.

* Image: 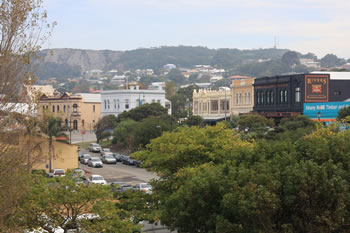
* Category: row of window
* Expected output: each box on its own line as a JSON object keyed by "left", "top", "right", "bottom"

{"left": 104, "top": 99, "right": 162, "bottom": 110}
{"left": 43, "top": 104, "right": 95, "bottom": 113}
{"left": 235, "top": 92, "right": 251, "bottom": 105}
{"left": 256, "top": 88, "right": 301, "bottom": 105}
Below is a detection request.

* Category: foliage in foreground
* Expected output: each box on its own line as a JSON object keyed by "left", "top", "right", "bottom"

{"left": 134, "top": 124, "right": 350, "bottom": 233}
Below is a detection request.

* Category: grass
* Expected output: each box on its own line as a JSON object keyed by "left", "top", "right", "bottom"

{"left": 75, "top": 141, "right": 96, "bottom": 150}
{"left": 99, "top": 140, "right": 112, "bottom": 148}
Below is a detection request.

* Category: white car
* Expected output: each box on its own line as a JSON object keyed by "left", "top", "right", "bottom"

{"left": 100, "top": 148, "right": 111, "bottom": 156}
{"left": 87, "top": 157, "right": 103, "bottom": 168}
{"left": 80, "top": 154, "right": 91, "bottom": 164}
{"left": 134, "top": 183, "right": 152, "bottom": 194}
{"left": 88, "top": 143, "right": 102, "bottom": 153}
{"left": 48, "top": 169, "right": 65, "bottom": 178}
{"left": 101, "top": 154, "right": 117, "bottom": 164}
{"left": 87, "top": 174, "right": 107, "bottom": 185}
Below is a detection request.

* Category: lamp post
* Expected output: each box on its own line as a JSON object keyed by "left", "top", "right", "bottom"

{"left": 317, "top": 111, "right": 321, "bottom": 122}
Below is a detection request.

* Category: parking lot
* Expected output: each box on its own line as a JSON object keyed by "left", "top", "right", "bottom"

{"left": 79, "top": 149, "right": 158, "bottom": 185}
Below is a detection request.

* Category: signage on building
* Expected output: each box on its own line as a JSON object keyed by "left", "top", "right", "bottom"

{"left": 304, "top": 75, "right": 329, "bottom": 102}
{"left": 303, "top": 101, "right": 350, "bottom": 121}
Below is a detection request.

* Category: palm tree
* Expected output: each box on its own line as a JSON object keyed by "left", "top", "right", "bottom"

{"left": 41, "top": 114, "right": 67, "bottom": 171}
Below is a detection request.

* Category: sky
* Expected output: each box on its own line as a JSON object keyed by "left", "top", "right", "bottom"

{"left": 44, "top": 0, "right": 350, "bottom": 59}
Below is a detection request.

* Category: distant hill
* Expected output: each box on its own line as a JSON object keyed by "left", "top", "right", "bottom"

{"left": 34, "top": 46, "right": 344, "bottom": 81}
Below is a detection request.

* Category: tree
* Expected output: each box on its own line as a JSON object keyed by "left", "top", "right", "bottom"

{"left": 185, "top": 115, "right": 203, "bottom": 127}
{"left": 281, "top": 51, "right": 300, "bottom": 67}
{"left": 95, "top": 114, "right": 118, "bottom": 143}
{"left": 117, "top": 103, "right": 168, "bottom": 122}
{"left": 12, "top": 174, "right": 140, "bottom": 233}
{"left": 0, "top": 1, "right": 54, "bottom": 228}
{"left": 133, "top": 125, "right": 350, "bottom": 233}
{"left": 166, "top": 68, "right": 186, "bottom": 84}
{"left": 238, "top": 113, "right": 274, "bottom": 138}
{"left": 165, "top": 81, "right": 176, "bottom": 99}
{"left": 320, "top": 54, "right": 346, "bottom": 68}
{"left": 337, "top": 106, "right": 350, "bottom": 122}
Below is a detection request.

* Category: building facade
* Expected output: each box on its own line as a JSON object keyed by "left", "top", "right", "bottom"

{"left": 38, "top": 93, "right": 101, "bottom": 132}
{"left": 101, "top": 86, "right": 171, "bottom": 117}
{"left": 231, "top": 77, "right": 255, "bottom": 115}
{"left": 192, "top": 88, "right": 231, "bottom": 121}
{"left": 253, "top": 73, "right": 350, "bottom": 119}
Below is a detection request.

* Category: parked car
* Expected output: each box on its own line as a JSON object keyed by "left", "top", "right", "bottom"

{"left": 101, "top": 154, "right": 117, "bottom": 164}
{"left": 86, "top": 174, "right": 107, "bottom": 185}
{"left": 48, "top": 169, "right": 65, "bottom": 178}
{"left": 80, "top": 154, "right": 91, "bottom": 164}
{"left": 101, "top": 152, "right": 114, "bottom": 159}
{"left": 111, "top": 182, "right": 134, "bottom": 193}
{"left": 88, "top": 143, "right": 102, "bottom": 153}
{"left": 88, "top": 157, "right": 103, "bottom": 168}
{"left": 100, "top": 148, "right": 111, "bottom": 156}
{"left": 134, "top": 183, "right": 152, "bottom": 194}
{"left": 113, "top": 153, "right": 123, "bottom": 162}
{"left": 122, "top": 156, "right": 137, "bottom": 166}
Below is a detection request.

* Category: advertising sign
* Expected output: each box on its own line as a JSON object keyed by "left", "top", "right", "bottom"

{"left": 303, "top": 101, "right": 350, "bottom": 121}
{"left": 304, "top": 74, "right": 329, "bottom": 102}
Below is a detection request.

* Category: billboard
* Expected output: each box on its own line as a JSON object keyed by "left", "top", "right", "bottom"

{"left": 304, "top": 74, "right": 329, "bottom": 102}
{"left": 303, "top": 101, "right": 350, "bottom": 121}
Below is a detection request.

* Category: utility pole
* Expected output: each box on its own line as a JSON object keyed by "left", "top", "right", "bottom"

{"left": 224, "top": 79, "right": 227, "bottom": 121}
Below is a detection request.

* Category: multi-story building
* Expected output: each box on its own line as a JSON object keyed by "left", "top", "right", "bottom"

{"left": 101, "top": 85, "right": 171, "bottom": 117}
{"left": 231, "top": 77, "right": 255, "bottom": 115}
{"left": 38, "top": 93, "right": 101, "bottom": 132}
{"left": 253, "top": 72, "right": 350, "bottom": 120}
{"left": 192, "top": 88, "right": 231, "bottom": 122}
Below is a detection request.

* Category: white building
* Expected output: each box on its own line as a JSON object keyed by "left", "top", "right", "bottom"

{"left": 101, "top": 86, "right": 171, "bottom": 117}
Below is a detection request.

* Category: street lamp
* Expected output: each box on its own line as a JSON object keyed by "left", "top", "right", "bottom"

{"left": 317, "top": 111, "right": 321, "bottom": 122}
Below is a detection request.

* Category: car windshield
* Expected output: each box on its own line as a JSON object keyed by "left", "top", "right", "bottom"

{"left": 91, "top": 143, "right": 100, "bottom": 147}
{"left": 105, "top": 155, "right": 114, "bottom": 159}
{"left": 141, "top": 184, "right": 152, "bottom": 188}
{"left": 92, "top": 176, "right": 103, "bottom": 180}
{"left": 91, "top": 158, "right": 101, "bottom": 161}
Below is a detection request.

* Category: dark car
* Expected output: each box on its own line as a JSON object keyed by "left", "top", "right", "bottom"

{"left": 122, "top": 156, "right": 136, "bottom": 166}
{"left": 113, "top": 153, "right": 123, "bottom": 162}
{"left": 111, "top": 182, "right": 134, "bottom": 193}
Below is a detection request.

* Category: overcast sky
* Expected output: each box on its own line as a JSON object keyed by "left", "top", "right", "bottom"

{"left": 44, "top": 0, "right": 350, "bottom": 59}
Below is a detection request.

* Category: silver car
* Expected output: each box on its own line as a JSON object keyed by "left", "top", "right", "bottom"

{"left": 101, "top": 154, "right": 117, "bottom": 164}
{"left": 88, "top": 143, "right": 102, "bottom": 153}
{"left": 88, "top": 157, "right": 103, "bottom": 168}
{"left": 80, "top": 154, "right": 91, "bottom": 164}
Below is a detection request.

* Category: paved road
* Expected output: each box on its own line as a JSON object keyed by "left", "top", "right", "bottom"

{"left": 79, "top": 149, "right": 158, "bottom": 185}
{"left": 68, "top": 131, "right": 97, "bottom": 144}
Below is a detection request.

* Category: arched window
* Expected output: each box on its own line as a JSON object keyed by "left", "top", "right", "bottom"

{"left": 107, "top": 100, "right": 110, "bottom": 109}
{"left": 261, "top": 92, "right": 264, "bottom": 104}
{"left": 284, "top": 90, "right": 288, "bottom": 103}
{"left": 257, "top": 92, "right": 260, "bottom": 104}
{"left": 236, "top": 93, "right": 239, "bottom": 104}
{"left": 73, "top": 120, "right": 78, "bottom": 130}
{"left": 295, "top": 87, "right": 301, "bottom": 103}
{"left": 239, "top": 93, "right": 242, "bottom": 105}
{"left": 248, "top": 92, "right": 251, "bottom": 104}
{"left": 52, "top": 105, "right": 55, "bottom": 112}
{"left": 64, "top": 105, "right": 66, "bottom": 113}
{"left": 114, "top": 99, "right": 116, "bottom": 109}
{"left": 57, "top": 105, "right": 60, "bottom": 112}
{"left": 42, "top": 106, "right": 45, "bottom": 111}
{"left": 244, "top": 93, "right": 247, "bottom": 104}
{"left": 65, "top": 119, "right": 68, "bottom": 127}
{"left": 104, "top": 100, "right": 107, "bottom": 109}
{"left": 266, "top": 91, "right": 270, "bottom": 104}
{"left": 73, "top": 104, "right": 78, "bottom": 113}
{"left": 67, "top": 105, "right": 70, "bottom": 112}
{"left": 280, "top": 90, "right": 284, "bottom": 103}
{"left": 271, "top": 91, "right": 274, "bottom": 104}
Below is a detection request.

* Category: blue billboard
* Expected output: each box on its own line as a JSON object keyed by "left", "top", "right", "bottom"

{"left": 304, "top": 101, "right": 350, "bottom": 122}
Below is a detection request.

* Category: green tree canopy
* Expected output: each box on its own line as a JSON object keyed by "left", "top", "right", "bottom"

{"left": 117, "top": 103, "right": 168, "bottom": 122}
{"left": 337, "top": 106, "right": 350, "bottom": 121}
{"left": 95, "top": 114, "right": 118, "bottom": 143}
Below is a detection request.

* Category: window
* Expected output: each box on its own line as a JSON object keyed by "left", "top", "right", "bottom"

{"left": 248, "top": 92, "right": 251, "bottom": 104}
{"left": 117, "top": 99, "right": 120, "bottom": 109}
{"left": 82, "top": 120, "right": 85, "bottom": 127}
{"left": 42, "top": 106, "right": 45, "bottom": 111}
{"left": 284, "top": 90, "right": 288, "bottom": 103}
{"left": 57, "top": 105, "right": 60, "bottom": 112}
{"left": 280, "top": 90, "right": 284, "bottom": 103}
{"left": 114, "top": 100, "right": 117, "bottom": 109}
{"left": 157, "top": 100, "right": 161, "bottom": 103}
{"left": 68, "top": 105, "right": 70, "bottom": 112}
{"left": 334, "top": 90, "right": 341, "bottom": 95}
{"left": 244, "top": 93, "right": 247, "bottom": 104}
{"left": 257, "top": 92, "right": 260, "bottom": 104}
{"left": 261, "top": 92, "right": 264, "bottom": 104}
{"left": 93, "top": 105, "right": 95, "bottom": 112}
{"left": 73, "top": 104, "right": 78, "bottom": 113}
{"left": 64, "top": 105, "right": 66, "bottom": 113}
{"left": 271, "top": 91, "right": 274, "bottom": 104}
{"left": 211, "top": 100, "right": 218, "bottom": 111}
{"left": 125, "top": 99, "right": 129, "bottom": 109}
{"left": 152, "top": 99, "right": 155, "bottom": 103}
{"left": 65, "top": 119, "right": 68, "bottom": 127}
{"left": 73, "top": 120, "right": 78, "bottom": 130}
{"left": 104, "top": 100, "right": 107, "bottom": 109}
{"left": 239, "top": 93, "right": 242, "bottom": 105}
{"left": 236, "top": 93, "right": 239, "bottom": 104}
{"left": 266, "top": 91, "right": 270, "bottom": 104}
{"left": 295, "top": 87, "right": 301, "bottom": 102}
{"left": 107, "top": 100, "right": 110, "bottom": 109}
{"left": 52, "top": 105, "right": 55, "bottom": 112}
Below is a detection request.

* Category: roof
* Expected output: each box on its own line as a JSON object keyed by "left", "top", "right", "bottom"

{"left": 311, "top": 71, "right": 350, "bottom": 80}
{"left": 77, "top": 93, "right": 101, "bottom": 103}
{"left": 28, "top": 85, "right": 55, "bottom": 99}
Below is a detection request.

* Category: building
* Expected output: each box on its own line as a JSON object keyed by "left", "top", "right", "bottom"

{"left": 192, "top": 88, "right": 231, "bottom": 122}
{"left": 38, "top": 93, "right": 101, "bottom": 132}
{"left": 231, "top": 77, "right": 255, "bottom": 115}
{"left": 253, "top": 72, "right": 350, "bottom": 120}
{"left": 101, "top": 85, "right": 171, "bottom": 117}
